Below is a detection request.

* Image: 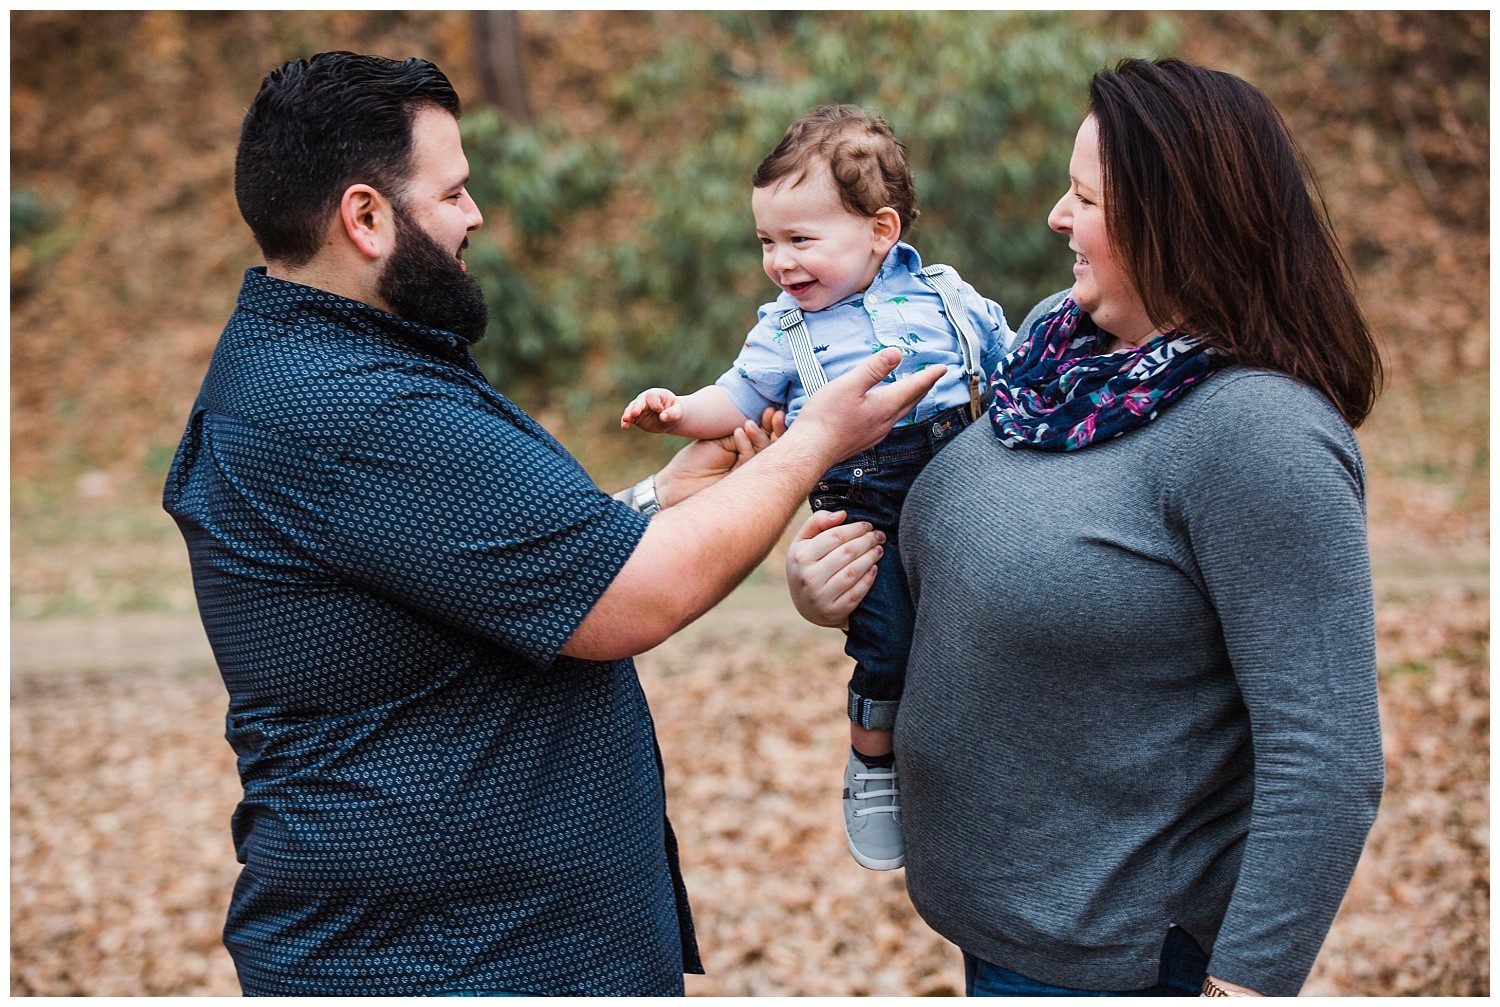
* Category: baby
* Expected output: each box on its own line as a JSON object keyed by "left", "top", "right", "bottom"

{"left": 621, "top": 105, "right": 1010, "bottom": 871}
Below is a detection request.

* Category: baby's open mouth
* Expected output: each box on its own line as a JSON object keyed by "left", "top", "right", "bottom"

{"left": 785, "top": 279, "right": 815, "bottom": 296}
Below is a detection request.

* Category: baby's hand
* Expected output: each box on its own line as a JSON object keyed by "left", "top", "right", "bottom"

{"left": 620, "top": 387, "right": 685, "bottom": 433}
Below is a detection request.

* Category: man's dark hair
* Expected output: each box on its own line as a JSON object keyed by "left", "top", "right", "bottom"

{"left": 235, "top": 51, "right": 461, "bottom": 266}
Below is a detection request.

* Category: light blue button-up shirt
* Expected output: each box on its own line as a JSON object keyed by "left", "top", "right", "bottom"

{"left": 714, "top": 242, "right": 1011, "bottom": 426}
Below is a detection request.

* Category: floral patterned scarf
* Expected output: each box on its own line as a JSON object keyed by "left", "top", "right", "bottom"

{"left": 988, "top": 297, "right": 1225, "bottom": 451}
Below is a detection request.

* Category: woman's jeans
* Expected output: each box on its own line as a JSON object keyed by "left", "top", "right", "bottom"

{"left": 808, "top": 404, "right": 972, "bottom": 731}
{"left": 963, "top": 926, "right": 1210, "bottom": 997}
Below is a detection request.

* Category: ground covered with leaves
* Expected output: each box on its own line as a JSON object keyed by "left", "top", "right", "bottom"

{"left": 11, "top": 574, "right": 1487, "bottom": 996}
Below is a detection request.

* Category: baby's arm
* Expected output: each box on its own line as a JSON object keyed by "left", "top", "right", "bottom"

{"left": 621, "top": 385, "right": 749, "bottom": 440}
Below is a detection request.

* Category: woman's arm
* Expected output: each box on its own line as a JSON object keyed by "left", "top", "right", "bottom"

{"left": 1176, "top": 374, "right": 1383, "bottom": 997}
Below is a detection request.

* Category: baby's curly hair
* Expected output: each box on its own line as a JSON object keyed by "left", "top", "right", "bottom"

{"left": 752, "top": 105, "right": 919, "bottom": 234}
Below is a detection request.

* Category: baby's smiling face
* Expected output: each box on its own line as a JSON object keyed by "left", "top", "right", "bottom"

{"left": 752, "top": 163, "right": 898, "bottom": 313}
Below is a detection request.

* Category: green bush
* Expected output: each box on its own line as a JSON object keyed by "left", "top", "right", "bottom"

{"left": 12, "top": 189, "right": 56, "bottom": 246}
{"left": 461, "top": 13, "right": 1175, "bottom": 417}
{"left": 459, "top": 108, "right": 620, "bottom": 400}
{"left": 596, "top": 12, "right": 1175, "bottom": 399}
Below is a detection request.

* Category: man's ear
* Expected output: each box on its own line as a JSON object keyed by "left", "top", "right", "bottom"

{"left": 338, "top": 183, "right": 395, "bottom": 261}
{"left": 871, "top": 206, "right": 901, "bottom": 256}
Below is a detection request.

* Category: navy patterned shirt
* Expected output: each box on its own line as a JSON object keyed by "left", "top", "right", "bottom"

{"left": 163, "top": 269, "right": 701, "bottom": 995}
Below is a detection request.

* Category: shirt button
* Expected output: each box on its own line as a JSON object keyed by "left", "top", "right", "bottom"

{"left": 853, "top": 468, "right": 863, "bottom": 477}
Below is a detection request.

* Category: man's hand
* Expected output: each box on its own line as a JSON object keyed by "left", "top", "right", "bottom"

{"left": 789, "top": 349, "right": 945, "bottom": 471}
{"left": 565, "top": 352, "right": 940, "bottom": 662}
{"left": 655, "top": 408, "right": 786, "bottom": 509}
{"left": 621, "top": 387, "right": 683, "bottom": 433}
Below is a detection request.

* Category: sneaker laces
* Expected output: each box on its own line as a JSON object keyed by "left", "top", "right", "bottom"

{"left": 851, "top": 769, "right": 900, "bottom": 818}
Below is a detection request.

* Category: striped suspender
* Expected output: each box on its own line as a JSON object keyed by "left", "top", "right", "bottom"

{"left": 919, "top": 264, "right": 987, "bottom": 419}
{"left": 778, "top": 308, "right": 829, "bottom": 396}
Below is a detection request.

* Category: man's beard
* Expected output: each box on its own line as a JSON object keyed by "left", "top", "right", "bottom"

{"left": 377, "top": 205, "right": 488, "bottom": 343}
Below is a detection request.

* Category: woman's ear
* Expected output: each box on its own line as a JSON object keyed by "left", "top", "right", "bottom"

{"left": 871, "top": 206, "right": 901, "bottom": 256}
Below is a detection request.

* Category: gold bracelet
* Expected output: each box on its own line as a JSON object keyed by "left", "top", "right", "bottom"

{"left": 1202, "top": 977, "right": 1251, "bottom": 997}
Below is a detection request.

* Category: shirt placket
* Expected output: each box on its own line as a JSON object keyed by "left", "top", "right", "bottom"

{"left": 864, "top": 280, "right": 924, "bottom": 425}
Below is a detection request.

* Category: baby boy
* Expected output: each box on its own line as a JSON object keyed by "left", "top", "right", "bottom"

{"left": 621, "top": 105, "right": 1010, "bottom": 870}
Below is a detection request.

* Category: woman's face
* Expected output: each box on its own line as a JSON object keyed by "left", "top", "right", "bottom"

{"left": 1047, "top": 116, "right": 1155, "bottom": 345}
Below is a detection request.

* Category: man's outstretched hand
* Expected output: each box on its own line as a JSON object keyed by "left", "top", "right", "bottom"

{"left": 792, "top": 348, "right": 946, "bottom": 470}
{"left": 654, "top": 407, "right": 787, "bottom": 508}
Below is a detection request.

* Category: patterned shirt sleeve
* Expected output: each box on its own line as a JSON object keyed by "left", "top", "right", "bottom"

{"left": 315, "top": 381, "right": 650, "bottom": 667}
{"left": 713, "top": 302, "right": 792, "bottom": 422}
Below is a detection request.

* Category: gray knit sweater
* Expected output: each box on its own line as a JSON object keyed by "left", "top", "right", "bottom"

{"left": 895, "top": 296, "right": 1383, "bottom": 996}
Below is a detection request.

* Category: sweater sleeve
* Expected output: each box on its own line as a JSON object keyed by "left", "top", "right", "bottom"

{"left": 1173, "top": 373, "right": 1383, "bottom": 996}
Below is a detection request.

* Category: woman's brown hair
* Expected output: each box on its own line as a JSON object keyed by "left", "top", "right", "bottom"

{"left": 1089, "top": 58, "right": 1382, "bottom": 427}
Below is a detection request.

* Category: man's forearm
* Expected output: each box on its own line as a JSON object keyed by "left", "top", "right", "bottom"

{"left": 646, "top": 429, "right": 829, "bottom": 619}
{"left": 565, "top": 429, "right": 832, "bottom": 660}
{"left": 566, "top": 346, "right": 943, "bottom": 661}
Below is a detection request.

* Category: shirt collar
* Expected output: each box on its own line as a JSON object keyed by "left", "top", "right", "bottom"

{"left": 877, "top": 240, "right": 923, "bottom": 282}
{"left": 235, "top": 267, "right": 481, "bottom": 353}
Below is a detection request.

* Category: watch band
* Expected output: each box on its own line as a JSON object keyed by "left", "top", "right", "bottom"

{"left": 630, "top": 475, "right": 661, "bottom": 517}
{"left": 1202, "top": 977, "right": 1250, "bottom": 997}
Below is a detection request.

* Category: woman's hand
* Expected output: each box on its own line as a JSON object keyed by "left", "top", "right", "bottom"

{"left": 785, "top": 509, "right": 886, "bottom": 628}
{"left": 1203, "top": 976, "right": 1263, "bottom": 997}
{"left": 653, "top": 408, "right": 786, "bottom": 509}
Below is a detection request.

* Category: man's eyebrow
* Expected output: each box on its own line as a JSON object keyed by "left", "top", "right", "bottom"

{"left": 448, "top": 174, "right": 469, "bottom": 191}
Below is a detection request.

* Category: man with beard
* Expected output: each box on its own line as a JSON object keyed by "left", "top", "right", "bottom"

{"left": 162, "top": 53, "right": 941, "bottom": 996}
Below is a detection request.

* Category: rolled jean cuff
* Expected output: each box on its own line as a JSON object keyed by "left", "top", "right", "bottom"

{"left": 848, "top": 688, "right": 899, "bottom": 730}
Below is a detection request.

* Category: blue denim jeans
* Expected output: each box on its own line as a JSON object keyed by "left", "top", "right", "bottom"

{"left": 963, "top": 926, "right": 1210, "bottom": 997}
{"left": 808, "top": 404, "right": 972, "bottom": 730}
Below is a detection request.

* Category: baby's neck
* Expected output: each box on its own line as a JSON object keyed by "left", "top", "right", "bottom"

{"left": 852, "top": 254, "right": 885, "bottom": 297}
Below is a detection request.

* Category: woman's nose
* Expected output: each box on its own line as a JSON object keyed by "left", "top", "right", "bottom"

{"left": 1047, "top": 195, "right": 1071, "bottom": 235}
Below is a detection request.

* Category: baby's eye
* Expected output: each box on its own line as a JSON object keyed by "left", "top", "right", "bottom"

{"left": 759, "top": 237, "right": 773, "bottom": 247}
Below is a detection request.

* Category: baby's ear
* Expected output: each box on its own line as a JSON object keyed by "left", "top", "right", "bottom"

{"left": 871, "top": 207, "right": 901, "bottom": 252}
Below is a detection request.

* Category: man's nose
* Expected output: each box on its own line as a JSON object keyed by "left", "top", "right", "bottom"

{"left": 462, "top": 191, "right": 484, "bottom": 231}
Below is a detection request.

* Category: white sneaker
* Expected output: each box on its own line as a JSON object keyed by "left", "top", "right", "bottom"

{"left": 843, "top": 752, "right": 903, "bottom": 870}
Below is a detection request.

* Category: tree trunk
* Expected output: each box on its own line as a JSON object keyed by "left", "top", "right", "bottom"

{"left": 472, "top": 10, "right": 533, "bottom": 124}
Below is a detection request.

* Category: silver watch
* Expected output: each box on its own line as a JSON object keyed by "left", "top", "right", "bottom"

{"left": 628, "top": 475, "right": 661, "bottom": 516}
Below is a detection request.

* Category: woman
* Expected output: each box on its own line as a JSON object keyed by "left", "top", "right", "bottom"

{"left": 786, "top": 58, "right": 1384, "bottom": 997}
